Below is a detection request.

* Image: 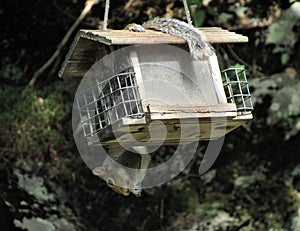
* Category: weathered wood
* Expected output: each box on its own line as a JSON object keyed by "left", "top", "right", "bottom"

{"left": 61, "top": 61, "right": 95, "bottom": 78}
{"left": 80, "top": 28, "right": 249, "bottom": 45}
{"left": 59, "top": 27, "right": 248, "bottom": 78}
{"left": 146, "top": 103, "right": 236, "bottom": 112}
{"left": 86, "top": 104, "right": 252, "bottom": 146}
{"left": 87, "top": 111, "right": 252, "bottom": 146}
{"left": 208, "top": 55, "right": 227, "bottom": 103}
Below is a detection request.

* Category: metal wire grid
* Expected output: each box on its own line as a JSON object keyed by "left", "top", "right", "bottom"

{"left": 222, "top": 68, "right": 253, "bottom": 112}
{"left": 76, "top": 71, "right": 143, "bottom": 137}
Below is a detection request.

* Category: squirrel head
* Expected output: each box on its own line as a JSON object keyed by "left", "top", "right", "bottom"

{"left": 93, "top": 166, "right": 142, "bottom": 197}
{"left": 124, "top": 23, "right": 145, "bottom": 32}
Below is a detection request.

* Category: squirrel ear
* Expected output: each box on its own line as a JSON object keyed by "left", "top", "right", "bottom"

{"left": 92, "top": 166, "right": 107, "bottom": 176}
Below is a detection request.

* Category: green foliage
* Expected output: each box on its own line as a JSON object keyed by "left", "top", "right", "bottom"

{"left": 0, "top": 63, "right": 23, "bottom": 83}
{"left": 265, "top": 2, "right": 300, "bottom": 65}
{"left": 2, "top": 1, "right": 300, "bottom": 231}
{"left": 218, "top": 12, "right": 233, "bottom": 24}
{"left": 0, "top": 82, "right": 74, "bottom": 164}
{"left": 163, "top": 182, "right": 200, "bottom": 213}
{"left": 166, "top": 157, "right": 300, "bottom": 230}
{"left": 233, "top": 172, "right": 266, "bottom": 188}
{"left": 187, "top": 0, "right": 206, "bottom": 26}
{"left": 251, "top": 72, "right": 300, "bottom": 139}
{"left": 228, "top": 64, "right": 246, "bottom": 70}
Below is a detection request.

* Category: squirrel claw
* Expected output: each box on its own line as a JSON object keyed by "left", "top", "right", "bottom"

{"left": 126, "top": 23, "right": 145, "bottom": 32}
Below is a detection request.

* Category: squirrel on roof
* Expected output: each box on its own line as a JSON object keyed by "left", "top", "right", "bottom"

{"left": 127, "top": 17, "right": 215, "bottom": 60}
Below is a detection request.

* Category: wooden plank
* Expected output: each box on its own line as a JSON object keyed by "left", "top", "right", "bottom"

{"left": 145, "top": 103, "right": 237, "bottom": 113}
{"left": 85, "top": 103, "right": 253, "bottom": 146}
{"left": 61, "top": 61, "right": 95, "bottom": 78}
{"left": 85, "top": 103, "right": 251, "bottom": 146}
{"left": 59, "top": 36, "right": 99, "bottom": 78}
{"left": 208, "top": 55, "right": 227, "bottom": 103}
{"left": 87, "top": 113, "right": 251, "bottom": 146}
{"left": 80, "top": 28, "right": 248, "bottom": 45}
{"left": 59, "top": 37, "right": 112, "bottom": 78}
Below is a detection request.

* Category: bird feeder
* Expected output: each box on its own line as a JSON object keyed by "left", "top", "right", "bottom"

{"left": 59, "top": 28, "right": 253, "bottom": 147}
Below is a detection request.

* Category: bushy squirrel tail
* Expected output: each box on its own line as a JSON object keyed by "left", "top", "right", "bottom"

{"left": 143, "top": 18, "right": 215, "bottom": 60}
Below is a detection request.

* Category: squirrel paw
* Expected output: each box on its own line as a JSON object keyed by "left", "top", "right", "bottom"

{"left": 126, "top": 23, "right": 145, "bottom": 32}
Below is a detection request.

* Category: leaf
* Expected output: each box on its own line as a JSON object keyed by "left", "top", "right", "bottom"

{"left": 193, "top": 8, "right": 206, "bottom": 27}
{"left": 218, "top": 12, "right": 233, "bottom": 24}
{"left": 266, "top": 3, "right": 300, "bottom": 47}
{"left": 281, "top": 53, "right": 290, "bottom": 65}
{"left": 272, "top": 46, "right": 285, "bottom": 53}
{"left": 266, "top": 20, "right": 291, "bottom": 45}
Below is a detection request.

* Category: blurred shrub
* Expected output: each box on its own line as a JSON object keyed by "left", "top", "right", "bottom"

{"left": 0, "top": 81, "right": 76, "bottom": 171}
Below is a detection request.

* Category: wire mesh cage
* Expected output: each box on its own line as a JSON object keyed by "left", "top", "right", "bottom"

{"left": 76, "top": 69, "right": 144, "bottom": 138}
{"left": 222, "top": 68, "right": 253, "bottom": 112}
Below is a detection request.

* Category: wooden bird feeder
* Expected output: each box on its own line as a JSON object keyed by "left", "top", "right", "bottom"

{"left": 59, "top": 28, "right": 253, "bottom": 146}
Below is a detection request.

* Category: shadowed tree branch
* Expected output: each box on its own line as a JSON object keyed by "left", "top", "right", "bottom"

{"left": 24, "top": 0, "right": 100, "bottom": 92}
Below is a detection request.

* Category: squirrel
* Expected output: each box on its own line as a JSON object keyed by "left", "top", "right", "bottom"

{"left": 127, "top": 17, "right": 215, "bottom": 60}
{"left": 93, "top": 18, "right": 214, "bottom": 197}
{"left": 92, "top": 146, "right": 151, "bottom": 197}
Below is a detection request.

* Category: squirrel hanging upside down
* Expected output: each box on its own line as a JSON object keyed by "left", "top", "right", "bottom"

{"left": 93, "top": 146, "right": 151, "bottom": 197}
{"left": 126, "top": 18, "right": 215, "bottom": 60}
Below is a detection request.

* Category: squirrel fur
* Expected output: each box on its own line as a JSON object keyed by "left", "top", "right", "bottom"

{"left": 128, "top": 18, "right": 215, "bottom": 60}
{"left": 93, "top": 146, "right": 151, "bottom": 197}
{"left": 95, "top": 18, "right": 214, "bottom": 197}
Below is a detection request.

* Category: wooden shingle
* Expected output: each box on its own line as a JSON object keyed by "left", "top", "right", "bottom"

{"left": 59, "top": 28, "right": 248, "bottom": 78}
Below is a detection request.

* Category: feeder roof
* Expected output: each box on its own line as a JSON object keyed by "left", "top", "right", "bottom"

{"left": 78, "top": 28, "right": 248, "bottom": 45}
{"left": 59, "top": 28, "right": 248, "bottom": 78}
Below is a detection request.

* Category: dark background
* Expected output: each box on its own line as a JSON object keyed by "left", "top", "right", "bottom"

{"left": 1, "top": 0, "right": 300, "bottom": 230}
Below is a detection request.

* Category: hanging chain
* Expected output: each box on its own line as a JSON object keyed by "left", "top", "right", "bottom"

{"left": 182, "top": 0, "right": 193, "bottom": 25}
{"left": 103, "top": 0, "right": 110, "bottom": 30}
